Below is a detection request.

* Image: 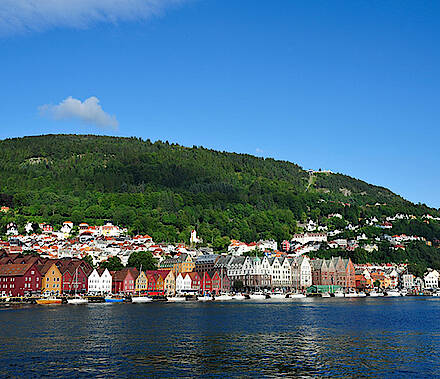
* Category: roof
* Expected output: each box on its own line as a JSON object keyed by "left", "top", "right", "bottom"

{"left": 37, "top": 261, "right": 59, "bottom": 276}
{"left": 0, "top": 263, "right": 36, "bottom": 277}
{"left": 195, "top": 254, "right": 219, "bottom": 264}
{"left": 112, "top": 267, "right": 139, "bottom": 281}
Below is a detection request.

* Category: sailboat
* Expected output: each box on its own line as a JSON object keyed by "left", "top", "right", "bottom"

{"left": 214, "top": 267, "right": 233, "bottom": 301}
{"left": 131, "top": 265, "right": 152, "bottom": 303}
{"left": 67, "top": 266, "right": 88, "bottom": 304}
{"left": 288, "top": 263, "right": 306, "bottom": 299}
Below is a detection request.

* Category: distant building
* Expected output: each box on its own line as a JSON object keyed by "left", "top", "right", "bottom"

{"left": 190, "top": 230, "right": 202, "bottom": 244}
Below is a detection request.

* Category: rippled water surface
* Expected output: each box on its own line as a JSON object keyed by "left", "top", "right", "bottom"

{"left": 1, "top": 297, "right": 440, "bottom": 377}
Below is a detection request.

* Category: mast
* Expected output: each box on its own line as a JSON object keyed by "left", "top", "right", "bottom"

{"left": 221, "top": 265, "right": 223, "bottom": 294}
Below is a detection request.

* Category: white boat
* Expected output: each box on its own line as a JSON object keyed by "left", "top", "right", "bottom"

{"left": 288, "top": 292, "right": 306, "bottom": 299}
{"left": 357, "top": 291, "right": 367, "bottom": 298}
{"left": 131, "top": 296, "right": 152, "bottom": 303}
{"left": 232, "top": 293, "right": 246, "bottom": 300}
{"left": 333, "top": 290, "right": 344, "bottom": 298}
{"left": 197, "top": 295, "right": 213, "bottom": 302}
{"left": 368, "top": 290, "right": 384, "bottom": 297}
{"left": 344, "top": 292, "right": 358, "bottom": 298}
{"left": 67, "top": 267, "right": 88, "bottom": 304}
{"left": 269, "top": 292, "right": 287, "bottom": 300}
{"left": 321, "top": 292, "right": 331, "bottom": 298}
{"left": 167, "top": 296, "right": 186, "bottom": 302}
{"left": 67, "top": 296, "right": 88, "bottom": 304}
{"left": 214, "top": 293, "right": 233, "bottom": 301}
{"left": 344, "top": 289, "right": 359, "bottom": 297}
{"left": 400, "top": 288, "right": 408, "bottom": 296}
{"left": 249, "top": 291, "right": 267, "bottom": 300}
{"left": 385, "top": 289, "right": 401, "bottom": 297}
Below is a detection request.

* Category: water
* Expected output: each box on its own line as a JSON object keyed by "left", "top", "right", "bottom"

{"left": 1, "top": 297, "right": 440, "bottom": 378}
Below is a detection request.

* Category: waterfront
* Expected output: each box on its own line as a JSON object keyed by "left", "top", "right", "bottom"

{"left": 1, "top": 298, "right": 440, "bottom": 377}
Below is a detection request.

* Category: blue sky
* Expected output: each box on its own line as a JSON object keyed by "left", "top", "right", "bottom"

{"left": 0, "top": 1, "right": 439, "bottom": 208}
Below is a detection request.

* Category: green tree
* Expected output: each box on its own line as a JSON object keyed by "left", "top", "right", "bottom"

{"left": 127, "top": 251, "right": 157, "bottom": 270}
{"left": 100, "top": 256, "right": 124, "bottom": 271}
{"left": 82, "top": 254, "right": 95, "bottom": 268}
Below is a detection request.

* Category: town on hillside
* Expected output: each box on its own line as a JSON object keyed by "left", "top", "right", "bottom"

{"left": 1, "top": 211, "right": 440, "bottom": 300}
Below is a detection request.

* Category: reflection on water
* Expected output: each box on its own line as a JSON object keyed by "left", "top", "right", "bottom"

{"left": 1, "top": 298, "right": 440, "bottom": 377}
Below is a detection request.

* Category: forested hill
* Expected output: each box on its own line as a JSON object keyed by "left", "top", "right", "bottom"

{"left": 0, "top": 134, "right": 438, "bottom": 244}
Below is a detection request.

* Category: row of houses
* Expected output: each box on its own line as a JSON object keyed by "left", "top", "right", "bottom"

{"left": 166, "top": 254, "right": 356, "bottom": 290}
{"left": 0, "top": 251, "right": 232, "bottom": 297}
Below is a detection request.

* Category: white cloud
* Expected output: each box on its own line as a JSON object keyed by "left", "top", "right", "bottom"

{"left": 0, "top": 0, "right": 186, "bottom": 35}
{"left": 39, "top": 96, "right": 118, "bottom": 129}
{"left": 256, "top": 148, "right": 264, "bottom": 154}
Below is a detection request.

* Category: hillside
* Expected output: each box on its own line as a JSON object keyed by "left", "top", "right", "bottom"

{"left": 0, "top": 135, "right": 438, "bottom": 254}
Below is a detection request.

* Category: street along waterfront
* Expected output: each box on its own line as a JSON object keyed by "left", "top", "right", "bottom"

{"left": 1, "top": 297, "right": 440, "bottom": 377}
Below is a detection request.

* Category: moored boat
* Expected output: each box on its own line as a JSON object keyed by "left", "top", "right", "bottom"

{"left": 269, "top": 291, "right": 287, "bottom": 300}
{"left": 288, "top": 292, "right": 306, "bottom": 299}
{"left": 167, "top": 296, "right": 186, "bottom": 302}
{"left": 67, "top": 295, "right": 88, "bottom": 304}
{"left": 36, "top": 296, "right": 62, "bottom": 305}
{"left": 105, "top": 295, "right": 124, "bottom": 303}
{"left": 131, "top": 296, "right": 152, "bottom": 303}
{"left": 385, "top": 289, "right": 401, "bottom": 297}
{"left": 232, "top": 293, "right": 246, "bottom": 300}
{"left": 249, "top": 291, "right": 267, "bottom": 300}
{"left": 214, "top": 293, "right": 233, "bottom": 301}
{"left": 197, "top": 294, "right": 213, "bottom": 302}
{"left": 321, "top": 292, "right": 331, "bottom": 298}
{"left": 368, "top": 290, "right": 384, "bottom": 297}
{"left": 344, "top": 289, "right": 359, "bottom": 297}
{"left": 333, "top": 290, "right": 344, "bottom": 298}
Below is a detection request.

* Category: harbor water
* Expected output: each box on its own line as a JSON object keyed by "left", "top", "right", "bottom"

{"left": 1, "top": 297, "right": 439, "bottom": 377}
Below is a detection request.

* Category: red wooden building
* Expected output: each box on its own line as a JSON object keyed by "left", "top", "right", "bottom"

{"left": 57, "top": 260, "right": 92, "bottom": 294}
{"left": 0, "top": 263, "right": 42, "bottom": 296}
{"left": 112, "top": 268, "right": 138, "bottom": 294}
{"left": 199, "top": 271, "right": 212, "bottom": 294}
{"left": 188, "top": 272, "right": 201, "bottom": 291}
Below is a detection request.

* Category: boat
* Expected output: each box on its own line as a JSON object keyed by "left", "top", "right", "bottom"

{"left": 214, "top": 293, "right": 233, "bottom": 301}
{"left": 333, "top": 290, "right": 344, "bottom": 298}
{"left": 231, "top": 293, "right": 246, "bottom": 300}
{"left": 67, "top": 295, "right": 88, "bottom": 304}
{"left": 249, "top": 291, "right": 267, "bottom": 300}
{"left": 400, "top": 288, "right": 408, "bottom": 296}
{"left": 269, "top": 291, "right": 287, "bottom": 300}
{"left": 344, "top": 289, "right": 359, "bottom": 297}
{"left": 368, "top": 290, "right": 384, "bottom": 297}
{"left": 36, "top": 296, "right": 62, "bottom": 305}
{"left": 321, "top": 292, "right": 331, "bottom": 298}
{"left": 385, "top": 289, "right": 401, "bottom": 297}
{"left": 288, "top": 292, "right": 306, "bottom": 299}
{"left": 131, "top": 296, "right": 152, "bottom": 303}
{"left": 197, "top": 294, "right": 213, "bottom": 302}
{"left": 167, "top": 296, "right": 186, "bottom": 302}
{"left": 357, "top": 291, "right": 367, "bottom": 298}
{"left": 67, "top": 268, "right": 88, "bottom": 304}
{"left": 105, "top": 295, "right": 124, "bottom": 303}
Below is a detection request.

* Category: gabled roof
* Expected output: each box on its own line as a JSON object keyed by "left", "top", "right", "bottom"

{"left": 0, "top": 263, "right": 36, "bottom": 277}
{"left": 37, "top": 261, "right": 59, "bottom": 276}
